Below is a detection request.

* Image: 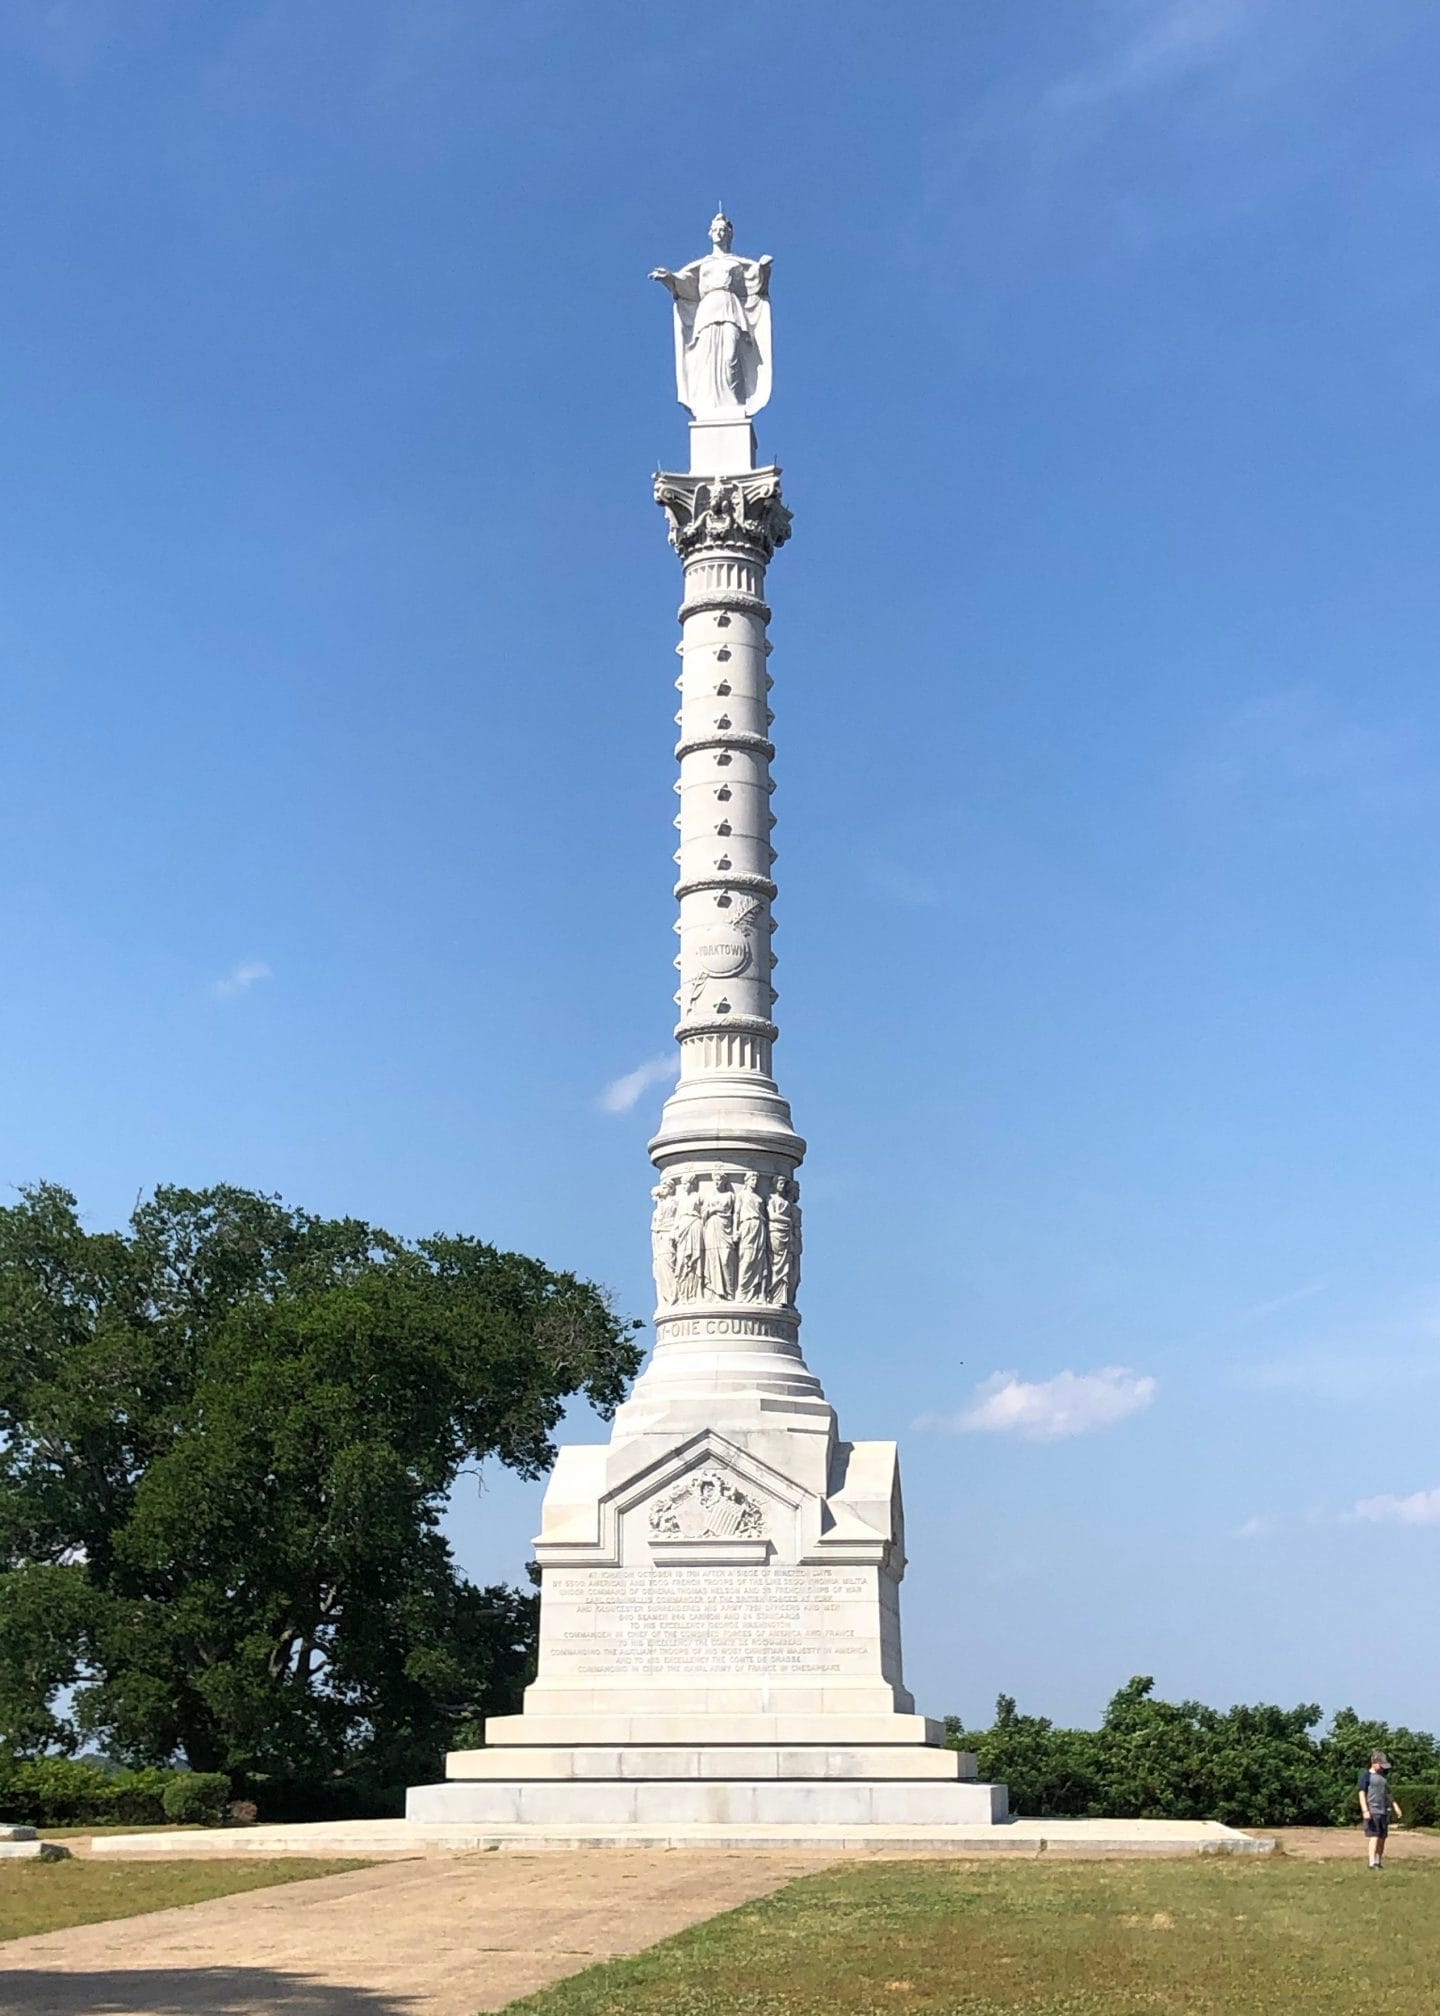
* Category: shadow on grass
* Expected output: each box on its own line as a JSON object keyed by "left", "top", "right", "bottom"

{"left": 0, "top": 1968, "right": 412, "bottom": 2014}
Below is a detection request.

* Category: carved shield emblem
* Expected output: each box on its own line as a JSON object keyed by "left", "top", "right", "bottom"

{"left": 649, "top": 1467, "right": 766, "bottom": 1542}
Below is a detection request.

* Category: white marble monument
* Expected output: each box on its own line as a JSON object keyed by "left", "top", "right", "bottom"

{"left": 407, "top": 218, "right": 1007, "bottom": 1839}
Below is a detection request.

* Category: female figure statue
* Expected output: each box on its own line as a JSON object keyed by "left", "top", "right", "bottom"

{"left": 673, "top": 1174, "right": 704, "bottom": 1302}
{"left": 650, "top": 213, "right": 773, "bottom": 419}
{"left": 735, "top": 1172, "right": 770, "bottom": 1301}
{"left": 784, "top": 1177, "right": 802, "bottom": 1303}
{"left": 649, "top": 1178, "right": 678, "bottom": 1306}
{"left": 766, "top": 1178, "right": 800, "bottom": 1307}
{"left": 701, "top": 1174, "right": 739, "bottom": 1300}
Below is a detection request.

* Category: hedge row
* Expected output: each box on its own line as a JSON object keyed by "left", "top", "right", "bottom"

{"left": 0, "top": 1754, "right": 407, "bottom": 1828}
{"left": 0, "top": 1758, "right": 230, "bottom": 1828}
{"left": 947, "top": 1680, "right": 1440, "bottom": 1828}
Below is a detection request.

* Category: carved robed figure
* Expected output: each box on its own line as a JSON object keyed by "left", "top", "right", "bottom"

{"left": 650, "top": 212, "right": 773, "bottom": 420}
{"left": 649, "top": 1178, "right": 677, "bottom": 1305}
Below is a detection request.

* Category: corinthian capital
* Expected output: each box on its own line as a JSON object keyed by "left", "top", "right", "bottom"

{"left": 654, "top": 470, "right": 793, "bottom": 563}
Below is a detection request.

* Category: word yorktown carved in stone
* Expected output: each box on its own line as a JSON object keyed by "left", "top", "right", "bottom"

{"left": 650, "top": 1170, "right": 801, "bottom": 1310}
{"left": 648, "top": 1467, "right": 766, "bottom": 1542}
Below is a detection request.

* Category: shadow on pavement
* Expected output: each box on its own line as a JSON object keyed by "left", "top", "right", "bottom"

{"left": 0, "top": 1968, "right": 417, "bottom": 2015}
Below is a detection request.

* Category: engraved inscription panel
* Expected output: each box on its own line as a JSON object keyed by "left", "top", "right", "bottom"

{"left": 540, "top": 1564, "right": 878, "bottom": 1678}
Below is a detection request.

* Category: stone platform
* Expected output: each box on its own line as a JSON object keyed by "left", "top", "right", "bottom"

{"left": 409, "top": 1776, "right": 1007, "bottom": 1828}
{"left": 0, "top": 1823, "right": 62, "bottom": 1859}
{"left": 88, "top": 1817, "right": 1273, "bottom": 1857}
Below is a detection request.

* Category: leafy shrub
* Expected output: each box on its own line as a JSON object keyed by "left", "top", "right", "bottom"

{"left": 3, "top": 1758, "right": 114, "bottom": 1826}
{"left": 1392, "top": 1780, "right": 1440, "bottom": 1829}
{"left": 948, "top": 1697, "right": 1104, "bottom": 1818}
{"left": 0, "top": 1756, "right": 180, "bottom": 1827}
{"left": 110, "top": 1769, "right": 175, "bottom": 1825}
{"left": 947, "top": 1679, "right": 1388, "bottom": 1827}
{"left": 161, "top": 1773, "right": 231, "bottom": 1827}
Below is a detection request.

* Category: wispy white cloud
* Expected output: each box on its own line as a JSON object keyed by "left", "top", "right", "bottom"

{"left": 1238, "top": 1490, "right": 1440, "bottom": 1537}
{"left": 1237, "top": 1279, "right": 1330, "bottom": 1323}
{"left": 860, "top": 857, "right": 944, "bottom": 910}
{"left": 1349, "top": 1487, "right": 1440, "bottom": 1528}
{"left": 917, "top": 1366, "right": 1157, "bottom": 1442}
{"left": 0, "top": 0, "right": 124, "bottom": 88}
{"left": 210, "top": 960, "right": 273, "bottom": 1001}
{"left": 1238, "top": 1345, "right": 1440, "bottom": 1406}
{"left": 596, "top": 1053, "right": 676, "bottom": 1116}
{"left": 1042, "top": 0, "right": 1255, "bottom": 119}
{"left": 1231, "top": 1285, "right": 1440, "bottom": 1403}
{"left": 915, "top": 0, "right": 1393, "bottom": 312}
{"left": 1194, "top": 689, "right": 1416, "bottom": 807}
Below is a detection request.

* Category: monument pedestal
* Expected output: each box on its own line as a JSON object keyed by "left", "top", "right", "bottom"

{"left": 407, "top": 1415, "right": 1007, "bottom": 1834}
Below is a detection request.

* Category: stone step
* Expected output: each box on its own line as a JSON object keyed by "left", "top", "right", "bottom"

{"left": 408, "top": 1777, "right": 1009, "bottom": 1827}
{"left": 482, "top": 1712, "right": 945, "bottom": 1748}
{"left": 0, "top": 1837, "right": 62, "bottom": 1860}
{"left": 509, "top": 1686, "right": 914, "bottom": 1717}
{"left": 446, "top": 1744, "right": 978, "bottom": 1783}
{"left": 0, "top": 1826, "right": 38, "bottom": 1841}
{"left": 87, "top": 1816, "right": 1275, "bottom": 1860}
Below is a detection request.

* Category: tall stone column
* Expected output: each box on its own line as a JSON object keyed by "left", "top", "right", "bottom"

{"left": 407, "top": 215, "right": 1007, "bottom": 1841}
{"left": 618, "top": 462, "right": 828, "bottom": 1433}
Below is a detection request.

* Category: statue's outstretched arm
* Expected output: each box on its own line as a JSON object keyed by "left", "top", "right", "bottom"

{"left": 650, "top": 262, "right": 700, "bottom": 302}
{"left": 747, "top": 254, "right": 774, "bottom": 304}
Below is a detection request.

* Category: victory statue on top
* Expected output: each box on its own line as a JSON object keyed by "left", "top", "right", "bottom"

{"left": 650, "top": 212, "right": 773, "bottom": 420}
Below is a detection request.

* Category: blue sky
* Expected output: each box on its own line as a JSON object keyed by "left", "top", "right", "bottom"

{"left": 3, "top": 0, "right": 1438, "bottom": 1732}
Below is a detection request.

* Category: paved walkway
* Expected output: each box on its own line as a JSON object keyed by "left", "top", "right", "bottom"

{"left": 0, "top": 1851, "right": 824, "bottom": 2016}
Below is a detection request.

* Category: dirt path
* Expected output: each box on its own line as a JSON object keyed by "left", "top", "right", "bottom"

{"left": 1264, "top": 1826, "right": 1440, "bottom": 1861}
{"left": 0, "top": 1850, "right": 825, "bottom": 2015}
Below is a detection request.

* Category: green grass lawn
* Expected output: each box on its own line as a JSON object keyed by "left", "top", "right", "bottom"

{"left": 508, "top": 1857, "right": 1440, "bottom": 2016}
{"left": 0, "top": 1857, "right": 366, "bottom": 1944}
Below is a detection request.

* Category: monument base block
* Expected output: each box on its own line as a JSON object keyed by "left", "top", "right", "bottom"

{"left": 407, "top": 1776, "right": 1007, "bottom": 1827}
{"left": 406, "top": 1417, "right": 1009, "bottom": 1838}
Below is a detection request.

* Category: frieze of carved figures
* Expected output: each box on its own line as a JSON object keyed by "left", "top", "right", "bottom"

{"left": 654, "top": 472, "right": 793, "bottom": 564}
{"left": 649, "top": 1467, "right": 766, "bottom": 1542}
{"left": 651, "top": 1170, "right": 801, "bottom": 1309}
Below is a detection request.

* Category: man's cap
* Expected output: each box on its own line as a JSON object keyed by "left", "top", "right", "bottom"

{"left": 1371, "top": 1750, "right": 1391, "bottom": 1768}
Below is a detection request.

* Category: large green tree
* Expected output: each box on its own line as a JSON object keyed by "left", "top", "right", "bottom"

{"left": 0, "top": 1183, "right": 641, "bottom": 1785}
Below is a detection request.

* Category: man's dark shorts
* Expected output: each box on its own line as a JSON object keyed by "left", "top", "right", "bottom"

{"left": 1365, "top": 1816, "right": 1389, "bottom": 1839}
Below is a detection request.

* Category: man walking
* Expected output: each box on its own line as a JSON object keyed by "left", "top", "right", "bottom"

{"left": 1358, "top": 1750, "right": 1403, "bottom": 1868}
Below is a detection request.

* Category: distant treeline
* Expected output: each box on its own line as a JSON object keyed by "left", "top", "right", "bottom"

{"left": 947, "top": 1677, "right": 1440, "bottom": 1827}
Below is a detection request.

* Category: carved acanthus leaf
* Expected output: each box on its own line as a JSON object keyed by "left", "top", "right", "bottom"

{"left": 654, "top": 472, "right": 793, "bottom": 562}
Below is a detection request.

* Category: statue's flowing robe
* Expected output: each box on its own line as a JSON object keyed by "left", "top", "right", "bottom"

{"left": 669, "top": 253, "right": 771, "bottom": 417}
{"left": 767, "top": 1195, "right": 794, "bottom": 1306}
{"left": 736, "top": 1188, "right": 769, "bottom": 1300}
{"left": 650, "top": 1195, "right": 677, "bottom": 1304}
{"left": 674, "top": 1193, "right": 704, "bottom": 1300}
{"left": 701, "top": 1189, "right": 738, "bottom": 1299}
